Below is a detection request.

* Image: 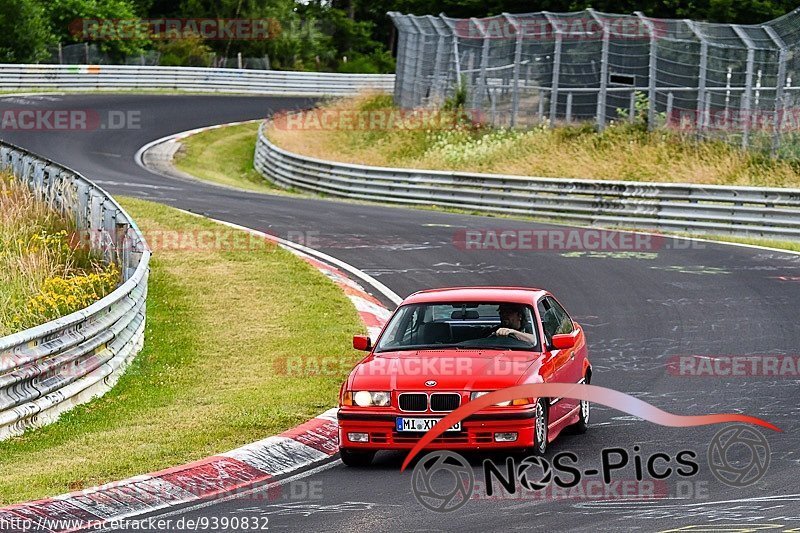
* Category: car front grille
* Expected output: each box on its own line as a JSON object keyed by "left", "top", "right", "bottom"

{"left": 399, "top": 393, "right": 427, "bottom": 412}
{"left": 430, "top": 393, "right": 461, "bottom": 412}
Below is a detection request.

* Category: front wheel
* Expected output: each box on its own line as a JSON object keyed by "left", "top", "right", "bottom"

{"left": 340, "top": 449, "right": 375, "bottom": 467}
{"left": 532, "top": 398, "right": 549, "bottom": 455}
{"left": 570, "top": 374, "right": 590, "bottom": 434}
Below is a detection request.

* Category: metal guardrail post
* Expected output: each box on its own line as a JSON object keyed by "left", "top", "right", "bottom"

{"left": 543, "top": 12, "right": 562, "bottom": 126}
{"left": 733, "top": 25, "right": 757, "bottom": 150}
{"left": 588, "top": 9, "right": 610, "bottom": 132}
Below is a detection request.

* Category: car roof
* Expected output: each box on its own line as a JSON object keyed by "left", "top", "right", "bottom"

{"left": 402, "top": 287, "right": 548, "bottom": 305}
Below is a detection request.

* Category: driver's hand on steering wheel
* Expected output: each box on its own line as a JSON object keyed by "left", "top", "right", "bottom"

{"left": 494, "top": 328, "right": 516, "bottom": 338}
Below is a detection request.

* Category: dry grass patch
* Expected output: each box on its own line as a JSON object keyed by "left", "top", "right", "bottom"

{"left": 267, "top": 93, "right": 800, "bottom": 188}
{"left": 0, "top": 173, "right": 117, "bottom": 335}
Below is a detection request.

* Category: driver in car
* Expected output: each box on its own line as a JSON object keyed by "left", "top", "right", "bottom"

{"left": 493, "top": 303, "right": 536, "bottom": 344}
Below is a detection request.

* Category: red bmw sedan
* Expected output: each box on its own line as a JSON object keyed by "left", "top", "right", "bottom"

{"left": 337, "top": 287, "right": 592, "bottom": 466}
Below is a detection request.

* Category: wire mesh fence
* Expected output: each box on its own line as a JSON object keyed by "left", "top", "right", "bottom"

{"left": 389, "top": 8, "right": 800, "bottom": 158}
{"left": 47, "top": 43, "right": 272, "bottom": 70}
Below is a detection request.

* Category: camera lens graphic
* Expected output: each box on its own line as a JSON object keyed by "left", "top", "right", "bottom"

{"left": 517, "top": 456, "right": 553, "bottom": 491}
{"left": 707, "top": 424, "right": 770, "bottom": 488}
{"left": 411, "top": 451, "right": 474, "bottom": 512}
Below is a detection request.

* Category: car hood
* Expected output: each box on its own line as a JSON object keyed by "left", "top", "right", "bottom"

{"left": 349, "top": 349, "right": 540, "bottom": 391}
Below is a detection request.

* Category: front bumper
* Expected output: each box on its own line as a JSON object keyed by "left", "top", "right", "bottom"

{"left": 337, "top": 408, "right": 536, "bottom": 451}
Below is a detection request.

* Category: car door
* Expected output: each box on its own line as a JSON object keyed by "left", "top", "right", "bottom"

{"left": 536, "top": 297, "right": 576, "bottom": 423}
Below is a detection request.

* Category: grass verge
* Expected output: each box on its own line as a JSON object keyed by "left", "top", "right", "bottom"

{"left": 267, "top": 93, "right": 800, "bottom": 188}
{"left": 0, "top": 197, "right": 364, "bottom": 504}
{"left": 172, "top": 121, "right": 285, "bottom": 194}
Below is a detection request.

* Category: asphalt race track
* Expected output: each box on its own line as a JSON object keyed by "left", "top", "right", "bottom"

{"left": 2, "top": 94, "right": 799, "bottom": 532}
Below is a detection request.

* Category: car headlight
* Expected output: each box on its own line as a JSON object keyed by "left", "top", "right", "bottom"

{"left": 470, "top": 391, "right": 531, "bottom": 407}
{"left": 350, "top": 391, "right": 391, "bottom": 407}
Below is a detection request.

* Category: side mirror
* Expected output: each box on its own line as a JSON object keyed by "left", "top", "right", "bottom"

{"left": 353, "top": 335, "right": 372, "bottom": 351}
{"left": 551, "top": 332, "right": 576, "bottom": 350}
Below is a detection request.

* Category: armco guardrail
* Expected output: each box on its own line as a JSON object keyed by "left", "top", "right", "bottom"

{"left": 255, "top": 122, "right": 800, "bottom": 240}
{"left": 0, "top": 141, "right": 150, "bottom": 440}
{"left": 0, "top": 64, "right": 395, "bottom": 95}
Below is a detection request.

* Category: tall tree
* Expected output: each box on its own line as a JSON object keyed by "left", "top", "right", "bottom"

{"left": 0, "top": 0, "right": 53, "bottom": 62}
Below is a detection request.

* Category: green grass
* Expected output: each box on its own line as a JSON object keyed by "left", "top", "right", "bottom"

{"left": 0, "top": 197, "right": 364, "bottom": 504}
{"left": 172, "top": 121, "right": 285, "bottom": 194}
{"left": 674, "top": 233, "right": 800, "bottom": 253}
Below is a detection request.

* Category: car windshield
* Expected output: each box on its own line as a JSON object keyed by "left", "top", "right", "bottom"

{"left": 374, "top": 302, "right": 538, "bottom": 352}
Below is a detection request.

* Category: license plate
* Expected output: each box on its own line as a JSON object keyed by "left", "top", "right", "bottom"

{"left": 396, "top": 417, "right": 461, "bottom": 432}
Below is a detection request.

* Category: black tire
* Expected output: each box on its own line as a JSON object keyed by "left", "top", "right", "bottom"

{"left": 572, "top": 374, "right": 590, "bottom": 434}
{"left": 532, "top": 398, "right": 549, "bottom": 456}
{"left": 340, "top": 449, "right": 376, "bottom": 467}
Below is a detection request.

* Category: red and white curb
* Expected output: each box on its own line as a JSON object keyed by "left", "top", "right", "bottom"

{"left": 0, "top": 214, "right": 398, "bottom": 532}
{"left": 0, "top": 411, "right": 340, "bottom": 533}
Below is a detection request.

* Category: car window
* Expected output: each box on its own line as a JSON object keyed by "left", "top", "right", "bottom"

{"left": 547, "top": 297, "right": 574, "bottom": 335}
{"left": 538, "top": 297, "right": 573, "bottom": 347}
{"left": 537, "top": 299, "right": 558, "bottom": 345}
{"left": 375, "top": 302, "right": 538, "bottom": 352}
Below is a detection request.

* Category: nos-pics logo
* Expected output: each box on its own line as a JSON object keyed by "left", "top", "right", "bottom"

{"left": 410, "top": 424, "right": 770, "bottom": 512}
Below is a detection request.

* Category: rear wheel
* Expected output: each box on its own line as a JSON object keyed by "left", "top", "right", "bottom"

{"left": 533, "top": 398, "right": 549, "bottom": 455}
{"left": 340, "top": 449, "right": 375, "bottom": 467}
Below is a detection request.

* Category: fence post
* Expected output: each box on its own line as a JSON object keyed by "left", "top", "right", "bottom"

{"left": 724, "top": 66, "right": 732, "bottom": 121}
{"left": 733, "top": 25, "right": 756, "bottom": 150}
{"left": 387, "top": 12, "right": 407, "bottom": 106}
{"left": 543, "top": 12, "right": 562, "bottom": 126}
{"left": 84, "top": 42, "right": 90, "bottom": 64}
{"left": 398, "top": 14, "right": 420, "bottom": 108}
{"left": 566, "top": 92, "right": 573, "bottom": 123}
{"left": 666, "top": 92, "right": 674, "bottom": 125}
{"left": 635, "top": 12, "right": 657, "bottom": 130}
{"left": 685, "top": 21, "right": 708, "bottom": 137}
{"left": 764, "top": 25, "right": 788, "bottom": 157}
{"left": 237, "top": 52, "right": 243, "bottom": 69}
{"left": 538, "top": 91, "right": 545, "bottom": 121}
{"left": 588, "top": 9, "right": 610, "bottom": 131}
{"left": 58, "top": 43, "right": 63, "bottom": 65}
{"left": 471, "top": 18, "right": 491, "bottom": 109}
{"left": 503, "top": 13, "right": 523, "bottom": 127}
{"left": 440, "top": 15, "right": 461, "bottom": 86}
{"left": 629, "top": 92, "right": 636, "bottom": 123}
{"left": 428, "top": 16, "right": 447, "bottom": 105}
{"left": 408, "top": 17, "right": 429, "bottom": 106}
